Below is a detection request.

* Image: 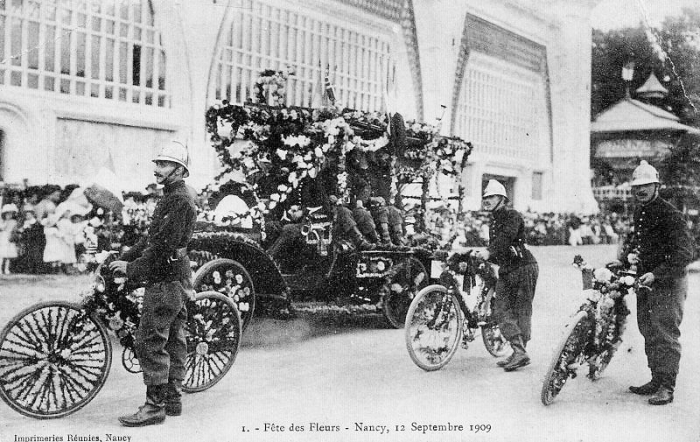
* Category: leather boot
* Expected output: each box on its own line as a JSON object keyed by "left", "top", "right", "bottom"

{"left": 648, "top": 373, "right": 675, "bottom": 405}
{"left": 118, "top": 385, "right": 166, "bottom": 427}
{"left": 496, "top": 352, "right": 515, "bottom": 367}
{"left": 629, "top": 374, "right": 660, "bottom": 395}
{"left": 503, "top": 336, "right": 530, "bottom": 372}
{"left": 648, "top": 386, "right": 674, "bottom": 405}
{"left": 165, "top": 379, "right": 183, "bottom": 417}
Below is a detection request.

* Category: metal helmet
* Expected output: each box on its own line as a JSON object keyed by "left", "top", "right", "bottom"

{"left": 631, "top": 160, "right": 659, "bottom": 186}
{"left": 482, "top": 179, "right": 507, "bottom": 199}
{"left": 153, "top": 141, "right": 190, "bottom": 177}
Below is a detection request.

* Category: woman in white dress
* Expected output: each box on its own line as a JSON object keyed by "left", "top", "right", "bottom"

{"left": 0, "top": 204, "right": 20, "bottom": 274}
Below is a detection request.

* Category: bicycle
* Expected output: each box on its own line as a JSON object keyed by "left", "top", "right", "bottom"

{"left": 540, "top": 255, "right": 638, "bottom": 405}
{"left": 404, "top": 250, "right": 510, "bottom": 371}
{"left": 0, "top": 251, "right": 242, "bottom": 419}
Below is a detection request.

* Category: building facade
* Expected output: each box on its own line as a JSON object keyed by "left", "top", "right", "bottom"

{"left": 0, "top": 0, "right": 598, "bottom": 212}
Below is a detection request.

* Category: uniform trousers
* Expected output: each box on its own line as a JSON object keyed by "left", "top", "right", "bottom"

{"left": 494, "top": 263, "right": 539, "bottom": 344}
{"left": 135, "top": 281, "right": 188, "bottom": 386}
{"left": 636, "top": 275, "right": 687, "bottom": 385}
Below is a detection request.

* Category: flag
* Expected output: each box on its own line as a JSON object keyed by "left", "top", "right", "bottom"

{"left": 324, "top": 76, "right": 336, "bottom": 105}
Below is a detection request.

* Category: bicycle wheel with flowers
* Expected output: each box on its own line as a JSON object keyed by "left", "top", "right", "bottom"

{"left": 381, "top": 257, "right": 428, "bottom": 329}
{"left": 404, "top": 285, "right": 464, "bottom": 371}
{"left": 0, "top": 301, "right": 112, "bottom": 419}
{"left": 193, "top": 258, "right": 255, "bottom": 331}
{"left": 182, "top": 291, "right": 241, "bottom": 393}
{"left": 541, "top": 310, "right": 593, "bottom": 405}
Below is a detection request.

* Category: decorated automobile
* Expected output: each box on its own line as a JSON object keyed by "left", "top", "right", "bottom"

{"left": 187, "top": 72, "right": 473, "bottom": 329}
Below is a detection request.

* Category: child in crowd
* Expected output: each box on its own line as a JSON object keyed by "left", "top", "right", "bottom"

{"left": 17, "top": 206, "right": 44, "bottom": 273}
{"left": 0, "top": 204, "right": 20, "bottom": 274}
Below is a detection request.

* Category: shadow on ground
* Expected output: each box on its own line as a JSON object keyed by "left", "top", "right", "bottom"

{"left": 242, "top": 310, "right": 391, "bottom": 348}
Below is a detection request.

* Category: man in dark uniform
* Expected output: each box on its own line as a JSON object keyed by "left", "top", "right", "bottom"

{"left": 353, "top": 199, "right": 379, "bottom": 244}
{"left": 622, "top": 161, "right": 694, "bottom": 405}
{"left": 330, "top": 195, "right": 373, "bottom": 251}
{"left": 267, "top": 203, "right": 306, "bottom": 266}
{"left": 385, "top": 201, "right": 405, "bottom": 245}
{"left": 369, "top": 197, "right": 392, "bottom": 244}
{"left": 109, "top": 141, "right": 198, "bottom": 426}
{"left": 475, "top": 180, "right": 538, "bottom": 371}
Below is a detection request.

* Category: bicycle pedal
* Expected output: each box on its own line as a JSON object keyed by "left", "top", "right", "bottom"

{"left": 461, "top": 341, "right": 469, "bottom": 350}
{"left": 477, "top": 321, "right": 487, "bottom": 326}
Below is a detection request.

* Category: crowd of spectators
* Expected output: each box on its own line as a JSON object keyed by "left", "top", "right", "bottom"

{"left": 426, "top": 208, "right": 632, "bottom": 249}
{"left": 0, "top": 183, "right": 161, "bottom": 275}
{"left": 2, "top": 183, "right": 697, "bottom": 275}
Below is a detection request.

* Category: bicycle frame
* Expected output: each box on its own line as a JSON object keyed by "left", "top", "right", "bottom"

{"left": 541, "top": 256, "right": 637, "bottom": 405}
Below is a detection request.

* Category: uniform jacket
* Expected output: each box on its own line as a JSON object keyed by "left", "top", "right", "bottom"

{"left": 386, "top": 205, "right": 405, "bottom": 245}
{"left": 123, "top": 180, "right": 197, "bottom": 285}
{"left": 353, "top": 206, "right": 379, "bottom": 243}
{"left": 624, "top": 197, "right": 694, "bottom": 282}
{"left": 487, "top": 207, "right": 536, "bottom": 273}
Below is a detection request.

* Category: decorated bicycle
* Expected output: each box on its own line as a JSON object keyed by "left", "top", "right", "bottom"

{"left": 404, "top": 249, "right": 510, "bottom": 371}
{"left": 0, "top": 245, "right": 242, "bottom": 419}
{"left": 540, "top": 255, "right": 635, "bottom": 405}
{"left": 189, "top": 69, "right": 474, "bottom": 328}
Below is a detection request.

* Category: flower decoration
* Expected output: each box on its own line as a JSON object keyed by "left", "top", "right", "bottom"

{"left": 205, "top": 75, "right": 473, "bottom": 228}
{"left": 255, "top": 69, "right": 289, "bottom": 106}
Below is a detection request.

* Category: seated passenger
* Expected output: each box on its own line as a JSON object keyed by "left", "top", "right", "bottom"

{"left": 385, "top": 202, "right": 405, "bottom": 245}
{"left": 352, "top": 199, "right": 379, "bottom": 243}
{"left": 330, "top": 196, "right": 373, "bottom": 252}
{"left": 369, "top": 197, "right": 391, "bottom": 244}
{"left": 266, "top": 204, "right": 306, "bottom": 264}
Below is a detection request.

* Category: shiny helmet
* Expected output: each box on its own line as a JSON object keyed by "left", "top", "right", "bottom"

{"left": 482, "top": 179, "right": 507, "bottom": 199}
{"left": 153, "top": 141, "right": 190, "bottom": 178}
{"left": 631, "top": 160, "right": 659, "bottom": 186}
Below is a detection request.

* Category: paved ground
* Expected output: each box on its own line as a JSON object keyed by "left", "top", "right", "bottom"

{"left": 0, "top": 245, "right": 698, "bottom": 442}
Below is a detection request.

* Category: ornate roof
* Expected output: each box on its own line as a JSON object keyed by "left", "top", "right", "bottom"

{"left": 635, "top": 72, "right": 668, "bottom": 99}
{"left": 591, "top": 98, "right": 700, "bottom": 134}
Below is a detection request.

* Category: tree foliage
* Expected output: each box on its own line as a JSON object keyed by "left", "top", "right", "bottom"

{"left": 592, "top": 7, "right": 700, "bottom": 126}
{"left": 592, "top": 7, "right": 700, "bottom": 196}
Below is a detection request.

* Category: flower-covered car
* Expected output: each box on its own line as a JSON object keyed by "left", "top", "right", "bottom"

{"left": 190, "top": 74, "right": 473, "bottom": 328}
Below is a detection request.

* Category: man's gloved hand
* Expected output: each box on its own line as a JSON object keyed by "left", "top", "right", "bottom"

{"left": 109, "top": 260, "right": 128, "bottom": 275}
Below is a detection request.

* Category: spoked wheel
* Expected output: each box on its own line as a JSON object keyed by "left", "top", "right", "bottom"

{"left": 382, "top": 257, "right": 428, "bottom": 329}
{"left": 541, "top": 311, "right": 592, "bottom": 405}
{"left": 182, "top": 291, "right": 242, "bottom": 393}
{"left": 588, "top": 314, "right": 621, "bottom": 380}
{"left": 193, "top": 258, "right": 255, "bottom": 331}
{"left": 0, "top": 301, "right": 112, "bottom": 419}
{"left": 587, "top": 347, "right": 616, "bottom": 381}
{"left": 473, "top": 283, "right": 511, "bottom": 358}
{"left": 481, "top": 323, "right": 510, "bottom": 358}
{"left": 121, "top": 347, "right": 141, "bottom": 374}
{"left": 404, "top": 285, "right": 464, "bottom": 371}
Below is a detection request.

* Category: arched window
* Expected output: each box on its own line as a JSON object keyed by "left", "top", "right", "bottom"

{"left": 0, "top": 0, "right": 169, "bottom": 107}
{"left": 211, "top": 0, "right": 395, "bottom": 111}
